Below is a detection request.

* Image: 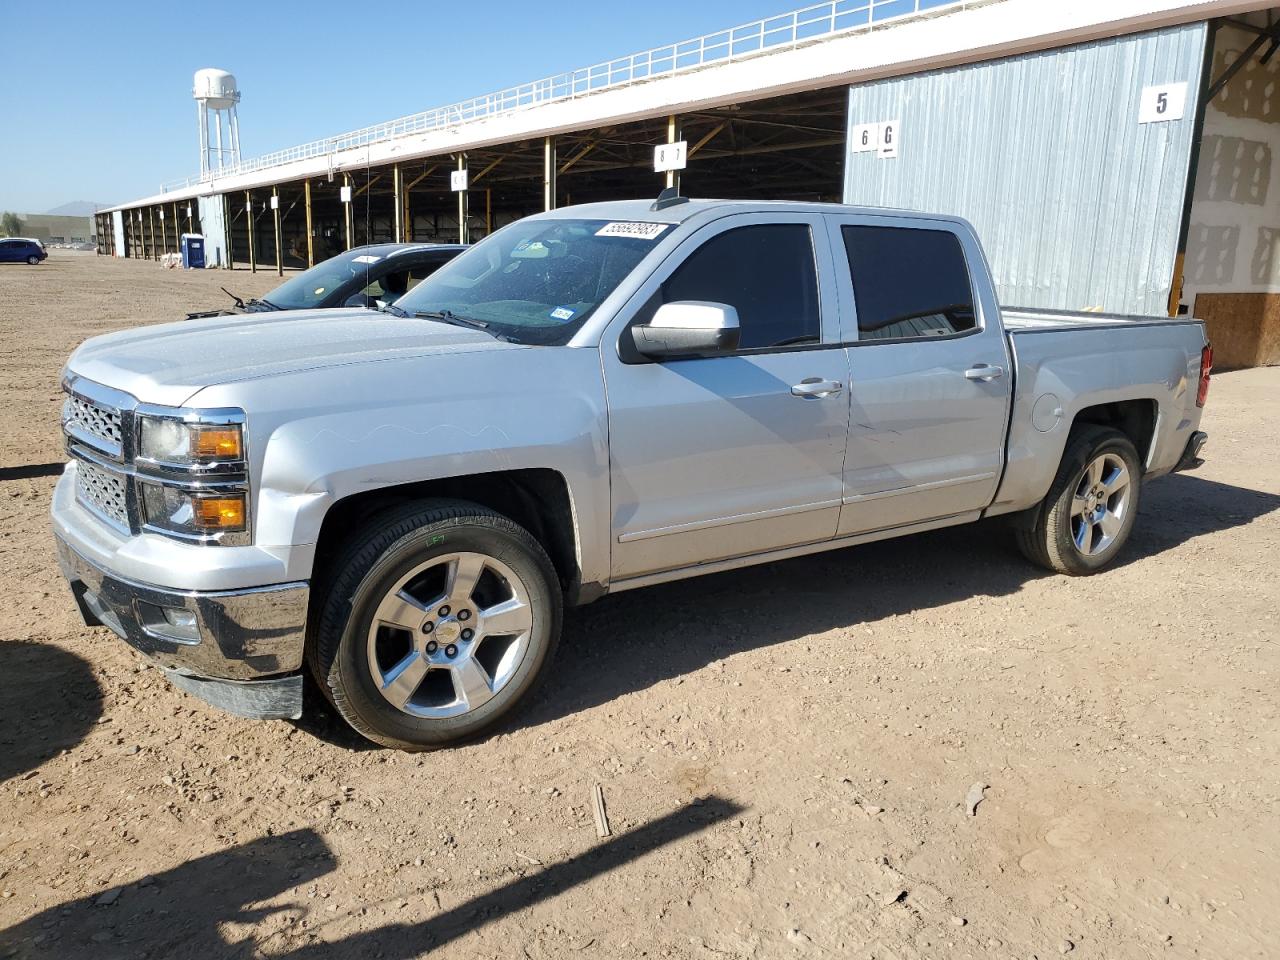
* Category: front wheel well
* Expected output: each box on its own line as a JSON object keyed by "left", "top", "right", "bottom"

{"left": 312, "top": 469, "right": 581, "bottom": 602}
{"left": 1070, "top": 399, "right": 1157, "bottom": 467}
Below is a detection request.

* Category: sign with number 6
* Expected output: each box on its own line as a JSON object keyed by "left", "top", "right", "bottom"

{"left": 851, "top": 123, "right": 878, "bottom": 154}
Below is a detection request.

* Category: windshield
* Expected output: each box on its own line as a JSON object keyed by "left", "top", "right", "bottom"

{"left": 394, "top": 218, "right": 671, "bottom": 345}
{"left": 262, "top": 248, "right": 392, "bottom": 310}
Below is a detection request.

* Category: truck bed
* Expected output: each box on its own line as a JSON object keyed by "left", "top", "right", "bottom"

{"left": 1002, "top": 306, "right": 1201, "bottom": 333}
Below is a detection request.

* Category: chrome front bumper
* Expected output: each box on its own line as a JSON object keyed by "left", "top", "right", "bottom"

{"left": 55, "top": 537, "right": 309, "bottom": 718}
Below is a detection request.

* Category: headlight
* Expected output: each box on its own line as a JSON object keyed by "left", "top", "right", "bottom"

{"left": 140, "top": 483, "right": 247, "bottom": 536}
{"left": 138, "top": 416, "right": 243, "bottom": 465}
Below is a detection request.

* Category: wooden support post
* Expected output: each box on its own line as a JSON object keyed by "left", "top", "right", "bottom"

{"left": 148, "top": 207, "right": 157, "bottom": 261}
{"left": 404, "top": 182, "right": 411, "bottom": 242}
{"left": 224, "top": 194, "right": 234, "bottom": 269}
{"left": 246, "top": 190, "right": 257, "bottom": 273}
{"left": 457, "top": 155, "right": 468, "bottom": 245}
{"left": 172, "top": 202, "right": 180, "bottom": 250}
{"left": 304, "top": 179, "right": 314, "bottom": 267}
{"left": 543, "top": 136, "right": 557, "bottom": 211}
{"left": 344, "top": 173, "right": 353, "bottom": 251}
{"left": 393, "top": 164, "right": 402, "bottom": 243}
{"left": 666, "top": 115, "right": 681, "bottom": 192}
{"left": 272, "top": 186, "right": 282, "bottom": 277}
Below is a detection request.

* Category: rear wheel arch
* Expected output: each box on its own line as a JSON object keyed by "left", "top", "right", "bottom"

{"left": 1069, "top": 398, "right": 1157, "bottom": 468}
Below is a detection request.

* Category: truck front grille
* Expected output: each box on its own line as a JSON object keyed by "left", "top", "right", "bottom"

{"left": 75, "top": 460, "right": 129, "bottom": 530}
{"left": 65, "top": 393, "right": 124, "bottom": 451}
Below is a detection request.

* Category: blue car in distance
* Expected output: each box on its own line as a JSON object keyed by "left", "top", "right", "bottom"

{"left": 0, "top": 238, "right": 48, "bottom": 265}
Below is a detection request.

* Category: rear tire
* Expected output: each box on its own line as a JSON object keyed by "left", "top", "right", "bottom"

{"left": 308, "top": 500, "right": 562, "bottom": 750}
{"left": 1016, "top": 426, "right": 1142, "bottom": 575}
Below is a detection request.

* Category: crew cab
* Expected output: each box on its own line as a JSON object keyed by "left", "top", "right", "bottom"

{"left": 52, "top": 197, "right": 1212, "bottom": 750}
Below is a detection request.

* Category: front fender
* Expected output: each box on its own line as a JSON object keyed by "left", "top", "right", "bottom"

{"left": 188, "top": 347, "right": 611, "bottom": 586}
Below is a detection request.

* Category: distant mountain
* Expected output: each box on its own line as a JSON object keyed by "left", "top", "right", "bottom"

{"left": 44, "top": 201, "right": 110, "bottom": 217}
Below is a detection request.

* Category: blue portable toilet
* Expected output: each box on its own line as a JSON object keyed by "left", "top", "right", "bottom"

{"left": 181, "top": 233, "right": 206, "bottom": 269}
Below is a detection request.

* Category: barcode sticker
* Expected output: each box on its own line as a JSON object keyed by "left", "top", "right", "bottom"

{"left": 595, "top": 222, "right": 670, "bottom": 240}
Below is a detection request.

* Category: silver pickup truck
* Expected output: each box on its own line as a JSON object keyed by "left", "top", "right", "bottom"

{"left": 53, "top": 198, "right": 1212, "bottom": 750}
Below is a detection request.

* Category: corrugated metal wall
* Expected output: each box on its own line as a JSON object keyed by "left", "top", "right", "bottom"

{"left": 197, "top": 195, "right": 229, "bottom": 269}
{"left": 844, "top": 23, "right": 1208, "bottom": 315}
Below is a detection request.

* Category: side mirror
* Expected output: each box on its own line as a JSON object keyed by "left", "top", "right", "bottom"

{"left": 631, "top": 301, "right": 740, "bottom": 359}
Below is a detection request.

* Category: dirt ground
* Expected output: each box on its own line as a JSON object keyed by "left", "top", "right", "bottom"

{"left": 0, "top": 251, "right": 1277, "bottom": 960}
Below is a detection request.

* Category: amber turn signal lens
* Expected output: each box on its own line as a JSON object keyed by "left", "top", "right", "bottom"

{"left": 193, "top": 426, "right": 243, "bottom": 460}
{"left": 194, "top": 496, "right": 246, "bottom": 530}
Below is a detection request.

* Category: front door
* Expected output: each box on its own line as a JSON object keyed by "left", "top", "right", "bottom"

{"left": 602, "top": 214, "right": 851, "bottom": 581}
{"left": 824, "top": 216, "right": 1012, "bottom": 535}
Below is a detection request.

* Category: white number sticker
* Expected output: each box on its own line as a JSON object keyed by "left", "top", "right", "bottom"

{"left": 1139, "top": 83, "right": 1187, "bottom": 123}
{"left": 595, "top": 222, "right": 670, "bottom": 240}
{"left": 851, "top": 123, "right": 878, "bottom": 154}
{"left": 878, "top": 119, "right": 901, "bottom": 159}
{"left": 450, "top": 169, "right": 469, "bottom": 192}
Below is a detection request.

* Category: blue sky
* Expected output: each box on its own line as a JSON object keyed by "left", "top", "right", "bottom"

{"left": 0, "top": 0, "right": 942, "bottom": 212}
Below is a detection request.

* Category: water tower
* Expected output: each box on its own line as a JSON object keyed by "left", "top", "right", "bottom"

{"left": 193, "top": 69, "right": 241, "bottom": 177}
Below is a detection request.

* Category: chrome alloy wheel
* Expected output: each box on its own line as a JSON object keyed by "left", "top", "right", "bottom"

{"left": 366, "top": 552, "right": 535, "bottom": 719}
{"left": 1070, "top": 453, "right": 1133, "bottom": 556}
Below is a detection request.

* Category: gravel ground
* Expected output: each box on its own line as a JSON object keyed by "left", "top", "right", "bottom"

{"left": 0, "top": 251, "right": 1277, "bottom": 960}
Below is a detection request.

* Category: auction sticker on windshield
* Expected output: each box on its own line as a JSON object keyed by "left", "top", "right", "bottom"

{"left": 595, "top": 222, "right": 670, "bottom": 240}
{"left": 550, "top": 307, "right": 576, "bottom": 321}
{"left": 352, "top": 255, "right": 381, "bottom": 264}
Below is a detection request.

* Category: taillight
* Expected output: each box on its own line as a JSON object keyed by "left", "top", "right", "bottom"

{"left": 1196, "top": 343, "right": 1212, "bottom": 408}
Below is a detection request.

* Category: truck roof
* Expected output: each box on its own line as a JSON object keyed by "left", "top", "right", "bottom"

{"left": 538, "top": 197, "right": 969, "bottom": 228}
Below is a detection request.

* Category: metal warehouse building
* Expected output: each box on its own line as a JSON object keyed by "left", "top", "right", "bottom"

{"left": 99, "top": 0, "right": 1280, "bottom": 367}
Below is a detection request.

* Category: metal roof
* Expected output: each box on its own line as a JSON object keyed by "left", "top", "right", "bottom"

{"left": 103, "top": 0, "right": 1278, "bottom": 213}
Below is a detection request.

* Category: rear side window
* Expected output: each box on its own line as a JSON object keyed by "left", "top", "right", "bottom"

{"left": 661, "top": 224, "right": 820, "bottom": 350}
{"left": 841, "top": 226, "right": 976, "bottom": 341}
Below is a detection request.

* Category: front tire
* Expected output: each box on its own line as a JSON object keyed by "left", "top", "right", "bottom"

{"left": 309, "top": 501, "right": 562, "bottom": 750}
{"left": 1016, "top": 426, "right": 1142, "bottom": 575}
{"left": 27, "top": 255, "right": 39, "bottom": 265}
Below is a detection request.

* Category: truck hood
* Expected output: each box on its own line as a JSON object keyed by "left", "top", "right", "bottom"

{"left": 66, "top": 307, "right": 523, "bottom": 407}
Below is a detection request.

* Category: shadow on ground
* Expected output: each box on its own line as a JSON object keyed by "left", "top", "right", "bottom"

{"left": 516, "top": 473, "right": 1279, "bottom": 731}
{"left": 0, "top": 640, "right": 101, "bottom": 783}
{"left": 0, "top": 798, "right": 741, "bottom": 959}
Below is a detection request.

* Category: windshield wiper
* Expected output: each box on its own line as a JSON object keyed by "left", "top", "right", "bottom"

{"left": 246, "top": 297, "right": 281, "bottom": 311}
{"left": 413, "top": 309, "right": 520, "bottom": 344}
{"left": 379, "top": 303, "right": 409, "bottom": 317}
{"left": 414, "top": 309, "right": 488, "bottom": 330}
{"left": 220, "top": 287, "right": 246, "bottom": 310}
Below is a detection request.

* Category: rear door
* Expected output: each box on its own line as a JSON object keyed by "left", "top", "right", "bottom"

{"left": 600, "top": 213, "right": 851, "bottom": 580}
{"left": 824, "top": 215, "right": 1012, "bottom": 535}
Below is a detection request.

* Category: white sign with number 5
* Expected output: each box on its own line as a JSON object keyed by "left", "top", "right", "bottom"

{"left": 1139, "top": 83, "right": 1188, "bottom": 124}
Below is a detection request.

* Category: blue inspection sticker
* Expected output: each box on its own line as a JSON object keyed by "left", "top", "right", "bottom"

{"left": 550, "top": 306, "right": 576, "bottom": 321}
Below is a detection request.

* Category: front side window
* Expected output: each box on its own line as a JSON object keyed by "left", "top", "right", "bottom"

{"left": 658, "top": 224, "right": 820, "bottom": 350}
{"left": 395, "top": 219, "right": 670, "bottom": 345}
{"left": 841, "top": 226, "right": 976, "bottom": 341}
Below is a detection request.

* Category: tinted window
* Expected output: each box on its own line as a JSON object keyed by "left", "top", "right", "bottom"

{"left": 660, "top": 224, "right": 820, "bottom": 350}
{"left": 841, "top": 226, "right": 975, "bottom": 341}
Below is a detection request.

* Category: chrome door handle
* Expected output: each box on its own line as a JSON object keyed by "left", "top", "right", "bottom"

{"left": 791, "top": 378, "right": 844, "bottom": 399}
{"left": 964, "top": 364, "right": 1005, "bottom": 382}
